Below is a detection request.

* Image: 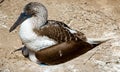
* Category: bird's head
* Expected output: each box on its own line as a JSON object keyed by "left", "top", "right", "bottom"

{"left": 9, "top": 2, "right": 48, "bottom": 32}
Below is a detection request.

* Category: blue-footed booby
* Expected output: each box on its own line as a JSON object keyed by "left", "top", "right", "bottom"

{"left": 9, "top": 2, "right": 109, "bottom": 65}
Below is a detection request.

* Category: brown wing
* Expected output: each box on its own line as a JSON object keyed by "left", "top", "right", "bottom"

{"left": 34, "top": 20, "right": 93, "bottom": 65}
{"left": 33, "top": 20, "right": 86, "bottom": 43}
{"left": 35, "top": 40, "right": 92, "bottom": 65}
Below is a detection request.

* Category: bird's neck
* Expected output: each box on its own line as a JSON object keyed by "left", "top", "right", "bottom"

{"left": 19, "top": 16, "right": 47, "bottom": 43}
{"left": 31, "top": 16, "right": 47, "bottom": 29}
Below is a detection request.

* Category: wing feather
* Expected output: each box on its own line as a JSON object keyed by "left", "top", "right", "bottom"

{"left": 34, "top": 20, "right": 86, "bottom": 43}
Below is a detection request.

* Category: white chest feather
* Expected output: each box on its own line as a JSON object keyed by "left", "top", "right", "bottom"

{"left": 19, "top": 19, "right": 57, "bottom": 52}
{"left": 26, "top": 36, "right": 57, "bottom": 51}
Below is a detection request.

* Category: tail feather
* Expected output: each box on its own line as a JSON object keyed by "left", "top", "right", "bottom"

{"left": 86, "top": 38, "right": 111, "bottom": 47}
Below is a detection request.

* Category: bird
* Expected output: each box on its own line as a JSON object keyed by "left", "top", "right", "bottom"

{"left": 9, "top": 2, "right": 109, "bottom": 65}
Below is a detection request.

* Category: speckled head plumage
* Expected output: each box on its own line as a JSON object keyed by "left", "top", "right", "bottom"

{"left": 24, "top": 2, "right": 48, "bottom": 17}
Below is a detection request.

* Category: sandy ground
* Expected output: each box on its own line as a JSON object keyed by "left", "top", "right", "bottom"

{"left": 0, "top": 0, "right": 120, "bottom": 72}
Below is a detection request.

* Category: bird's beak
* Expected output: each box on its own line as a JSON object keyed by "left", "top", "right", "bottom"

{"left": 9, "top": 13, "right": 30, "bottom": 32}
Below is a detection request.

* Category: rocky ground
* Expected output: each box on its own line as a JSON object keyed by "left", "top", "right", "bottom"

{"left": 0, "top": 0, "right": 120, "bottom": 72}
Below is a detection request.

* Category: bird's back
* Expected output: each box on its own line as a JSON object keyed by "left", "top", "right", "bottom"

{"left": 34, "top": 20, "right": 87, "bottom": 43}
